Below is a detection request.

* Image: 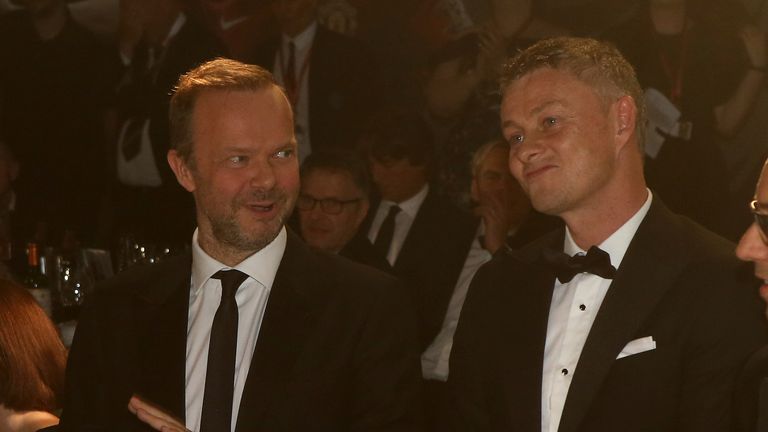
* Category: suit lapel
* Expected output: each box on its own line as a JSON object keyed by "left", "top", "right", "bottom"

{"left": 558, "top": 199, "right": 689, "bottom": 432}
{"left": 235, "top": 232, "right": 319, "bottom": 430}
{"left": 132, "top": 253, "right": 192, "bottom": 422}
{"left": 503, "top": 230, "right": 562, "bottom": 429}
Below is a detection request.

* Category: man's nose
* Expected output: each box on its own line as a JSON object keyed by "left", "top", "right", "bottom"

{"left": 736, "top": 223, "right": 768, "bottom": 263}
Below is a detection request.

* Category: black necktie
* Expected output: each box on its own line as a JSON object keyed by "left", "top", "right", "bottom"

{"left": 374, "top": 205, "right": 401, "bottom": 258}
{"left": 200, "top": 269, "right": 248, "bottom": 432}
{"left": 540, "top": 245, "right": 617, "bottom": 284}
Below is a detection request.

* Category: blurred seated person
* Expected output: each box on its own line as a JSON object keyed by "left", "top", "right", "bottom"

{"left": 296, "top": 151, "right": 391, "bottom": 272}
{"left": 420, "top": 139, "right": 558, "bottom": 430}
{"left": 0, "top": 279, "right": 67, "bottom": 432}
{"left": 361, "top": 109, "right": 477, "bottom": 349}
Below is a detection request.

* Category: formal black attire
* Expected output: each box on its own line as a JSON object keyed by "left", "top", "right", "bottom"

{"left": 364, "top": 190, "right": 478, "bottom": 350}
{"left": 59, "top": 231, "right": 423, "bottom": 431}
{"left": 108, "top": 17, "right": 223, "bottom": 246}
{"left": 449, "top": 198, "right": 768, "bottom": 432}
{"left": 250, "top": 25, "right": 376, "bottom": 151}
{"left": 340, "top": 232, "right": 393, "bottom": 274}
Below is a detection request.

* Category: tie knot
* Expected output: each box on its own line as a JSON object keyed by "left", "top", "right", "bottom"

{"left": 540, "top": 245, "right": 617, "bottom": 284}
{"left": 212, "top": 269, "right": 248, "bottom": 299}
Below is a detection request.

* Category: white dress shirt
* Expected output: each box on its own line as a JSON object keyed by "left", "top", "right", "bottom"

{"left": 541, "top": 190, "right": 652, "bottom": 432}
{"left": 421, "top": 222, "right": 492, "bottom": 381}
{"left": 367, "top": 184, "right": 429, "bottom": 266}
{"left": 273, "top": 21, "right": 316, "bottom": 164}
{"left": 185, "top": 227, "right": 286, "bottom": 432}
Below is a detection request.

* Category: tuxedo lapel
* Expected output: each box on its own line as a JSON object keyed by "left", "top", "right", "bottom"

{"left": 236, "top": 232, "right": 319, "bottom": 430}
{"left": 504, "top": 230, "right": 562, "bottom": 429}
{"left": 558, "top": 200, "right": 689, "bottom": 432}
{"left": 132, "top": 253, "right": 192, "bottom": 422}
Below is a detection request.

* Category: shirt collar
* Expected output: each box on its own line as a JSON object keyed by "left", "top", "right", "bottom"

{"left": 382, "top": 184, "right": 429, "bottom": 219}
{"left": 282, "top": 20, "right": 318, "bottom": 52}
{"left": 563, "top": 189, "right": 653, "bottom": 269}
{"left": 191, "top": 226, "right": 287, "bottom": 297}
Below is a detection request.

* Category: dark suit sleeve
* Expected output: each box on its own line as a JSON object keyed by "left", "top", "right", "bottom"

{"left": 349, "top": 276, "right": 424, "bottom": 431}
{"left": 677, "top": 262, "right": 768, "bottom": 431}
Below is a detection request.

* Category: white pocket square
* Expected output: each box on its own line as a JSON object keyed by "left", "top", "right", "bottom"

{"left": 616, "top": 336, "right": 656, "bottom": 359}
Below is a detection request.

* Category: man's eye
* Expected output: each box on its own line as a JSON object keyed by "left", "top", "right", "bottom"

{"left": 274, "top": 149, "right": 295, "bottom": 159}
{"left": 543, "top": 117, "right": 558, "bottom": 127}
{"left": 509, "top": 134, "right": 524, "bottom": 145}
{"left": 227, "top": 156, "right": 247, "bottom": 165}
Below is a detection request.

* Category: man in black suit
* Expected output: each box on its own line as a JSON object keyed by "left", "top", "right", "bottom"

{"left": 59, "top": 58, "right": 422, "bottom": 431}
{"left": 360, "top": 110, "right": 477, "bottom": 351}
{"left": 249, "top": 0, "right": 375, "bottom": 160}
{"left": 109, "top": 0, "right": 223, "bottom": 245}
{"left": 449, "top": 37, "right": 767, "bottom": 432}
{"left": 296, "top": 152, "right": 391, "bottom": 273}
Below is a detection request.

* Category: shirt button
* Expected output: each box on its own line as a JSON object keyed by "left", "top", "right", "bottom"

{"left": 579, "top": 304, "right": 586, "bottom": 311}
{"left": 561, "top": 368, "right": 569, "bottom": 375}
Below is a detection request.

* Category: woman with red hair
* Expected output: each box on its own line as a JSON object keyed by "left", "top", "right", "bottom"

{"left": 0, "top": 279, "right": 66, "bottom": 432}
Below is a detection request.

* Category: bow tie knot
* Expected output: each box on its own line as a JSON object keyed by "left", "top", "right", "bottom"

{"left": 541, "top": 245, "right": 617, "bottom": 283}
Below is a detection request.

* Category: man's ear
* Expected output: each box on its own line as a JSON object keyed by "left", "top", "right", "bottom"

{"left": 614, "top": 95, "right": 638, "bottom": 151}
{"left": 167, "top": 149, "right": 196, "bottom": 192}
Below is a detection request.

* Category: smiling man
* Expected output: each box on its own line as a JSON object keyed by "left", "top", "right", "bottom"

{"left": 449, "top": 37, "right": 767, "bottom": 432}
{"left": 58, "top": 58, "right": 422, "bottom": 432}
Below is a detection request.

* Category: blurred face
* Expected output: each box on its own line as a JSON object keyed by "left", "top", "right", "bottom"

{"left": 272, "top": 0, "right": 317, "bottom": 36}
{"left": 471, "top": 145, "right": 528, "bottom": 216}
{"left": 369, "top": 157, "right": 428, "bottom": 203}
{"left": 168, "top": 88, "right": 299, "bottom": 264}
{"left": 501, "top": 68, "right": 620, "bottom": 219}
{"left": 298, "top": 169, "right": 369, "bottom": 253}
{"left": 736, "top": 161, "right": 768, "bottom": 294}
{"left": 424, "top": 57, "right": 480, "bottom": 119}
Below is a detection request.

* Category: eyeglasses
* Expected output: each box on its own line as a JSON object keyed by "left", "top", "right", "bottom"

{"left": 297, "top": 195, "right": 362, "bottom": 215}
{"left": 750, "top": 199, "right": 768, "bottom": 240}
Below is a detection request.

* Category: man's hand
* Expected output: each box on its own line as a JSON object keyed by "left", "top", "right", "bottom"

{"left": 128, "top": 395, "right": 190, "bottom": 432}
{"left": 474, "top": 189, "right": 513, "bottom": 254}
{"left": 740, "top": 25, "right": 767, "bottom": 70}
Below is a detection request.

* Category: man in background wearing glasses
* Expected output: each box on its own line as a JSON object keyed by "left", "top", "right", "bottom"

{"left": 296, "top": 151, "right": 391, "bottom": 273}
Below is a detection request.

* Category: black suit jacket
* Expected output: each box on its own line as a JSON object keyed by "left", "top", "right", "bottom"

{"left": 250, "top": 25, "right": 376, "bottom": 150}
{"left": 59, "top": 231, "right": 423, "bottom": 431}
{"left": 365, "top": 190, "right": 477, "bottom": 350}
{"left": 449, "top": 198, "right": 768, "bottom": 432}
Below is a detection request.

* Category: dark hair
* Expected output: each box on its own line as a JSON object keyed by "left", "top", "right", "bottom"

{"left": 300, "top": 152, "right": 371, "bottom": 197}
{"left": 501, "top": 37, "right": 646, "bottom": 149}
{"left": 359, "top": 109, "right": 435, "bottom": 169}
{"left": 170, "top": 57, "right": 285, "bottom": 163}
{"left": 426, "top": 32, "right": 480, "bottom": 74}
{"left": 0, "top": 280, "right": 66, "bottom": 413}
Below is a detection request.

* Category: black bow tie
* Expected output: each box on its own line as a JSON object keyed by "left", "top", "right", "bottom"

{"left": 540, "top": 245, "right": 617, "bottom": 283}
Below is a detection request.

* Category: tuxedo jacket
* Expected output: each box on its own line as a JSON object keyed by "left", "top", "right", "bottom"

{"left": 59, "top": 232, "right": 423, "bottom": 431}
{"left": 449, "top": 198, "right": 768, "bottom": 432}
{"left": 250, "top": 25, "right": 376, "bottom": 151}
{"left": 364, "top": 190, "right": 477, "bottom": 350}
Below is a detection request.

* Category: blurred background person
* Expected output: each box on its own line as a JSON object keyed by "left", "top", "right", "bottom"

{"left": 105, "top": 0, "right": 223, "bottom": 248}
{"left": 0, "top": 0, "right": 111, "bottom": 246}
{"left": 360, "top": 109, "right": 477, "bottom": 350}
{"left": 249, "top": 0, "right": 376, "bottom": 162}
{"left": 0, "top": 279, "right": 67, "bottom": 432}
{"left": 604, "top": 0, "right": 767, "bottom": 239}
{"left": 296, "top": 151, "right": 391, "bottom": 272}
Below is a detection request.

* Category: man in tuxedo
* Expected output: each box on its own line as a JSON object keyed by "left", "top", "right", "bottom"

{"left": 449, "top": 37, "right": 767, "bottom": 432}
{"left": 249, "top": 0, "right": 375, "bottom": 161}
{"left": 296, "top": 152, "right": 391, "bottom": 273}
{"left": 360, "top": 110, "right": 477, "bottom": 351}
{"left": 59, "top": 58, "right": 422, "bottom": 431}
